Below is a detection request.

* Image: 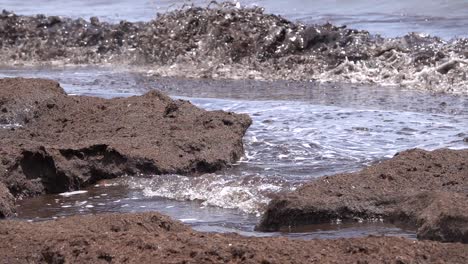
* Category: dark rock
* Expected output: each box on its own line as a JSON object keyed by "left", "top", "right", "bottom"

{"left": 256, "top": 148, "right": 468, "bottom": 243}
{"left": 0, "top": 77, "right": 251, "bottom": 216}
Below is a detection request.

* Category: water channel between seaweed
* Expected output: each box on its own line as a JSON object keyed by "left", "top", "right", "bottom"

{"left": 2, "top": 66, "right": 467, "bottom": 240}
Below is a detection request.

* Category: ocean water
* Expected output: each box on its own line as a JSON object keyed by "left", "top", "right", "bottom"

{"left": 2, "top": 0, "right": 468, "bottom": 38}
{"left": 1, "top": 0, "right": 467, "bottom": 239}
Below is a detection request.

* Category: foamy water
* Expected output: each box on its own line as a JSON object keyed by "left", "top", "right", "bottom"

{"left": 127, "top": 174, "right": 288, "bottom": 215}
{"left": 131, "top": 96, "right": 467, "bottom": 215}
{"left": 0, "top": 123, "right": 22, "bottom": 129}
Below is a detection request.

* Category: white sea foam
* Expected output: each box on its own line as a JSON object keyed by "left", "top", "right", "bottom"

{"left": 126, "top": 174, "right": 291, "bottom": 216}
{"left": 179, "top": 218, "right": 198, "bottom": 222}
{"left": 0, "top": 123, "right": 22, "bottom": 129}
{"left": 58, "top": 190, "right": 88, "bottom": 197}
{"left": 121, "top": 97, "right": 468, "bottom": 214}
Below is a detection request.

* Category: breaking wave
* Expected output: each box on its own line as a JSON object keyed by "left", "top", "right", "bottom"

{"left": 1, "top": 3, "right": 467, "bottom": 94}
{"left": 124, "top": 173, "right": 294, "bottom": 215}
{"left": 119, "top": 96, "right": 467, "bottom": 215}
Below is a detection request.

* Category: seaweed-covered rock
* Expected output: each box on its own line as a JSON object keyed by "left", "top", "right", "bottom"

{"left": 0, "top": 77, "right": 251, "bottom": 216}
{"left": 257, "top": 148, "right": 468, "bottom": 243}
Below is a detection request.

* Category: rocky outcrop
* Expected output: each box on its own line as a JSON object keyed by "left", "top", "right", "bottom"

{"left": 0, "top": 78, "right": 251, "bottom": 217}
{"left": 257, "top": 148, "right": 468, "bottom": 243}
{"left": 1, "top": 212, "right": 467, "bottom": 263}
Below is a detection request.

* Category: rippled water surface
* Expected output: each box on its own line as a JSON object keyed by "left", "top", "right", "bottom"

{"left": 2, "top": 0, "right": 468, "bottom": 38}
{"left": 3, "top": 66, "right": 467, "bottom": 239}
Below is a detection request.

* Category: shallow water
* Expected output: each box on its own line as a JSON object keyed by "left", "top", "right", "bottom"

{"left": 3, "top": 0, "right": 468, "bottom": 38}
{"left": 16, "top": 183, "right": 417, "bottom": 239}
{"left": 3, "top": 66, "right": 467, "bottom": 239}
